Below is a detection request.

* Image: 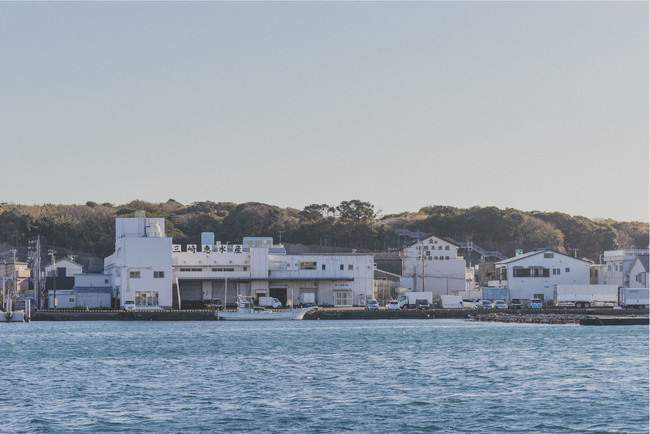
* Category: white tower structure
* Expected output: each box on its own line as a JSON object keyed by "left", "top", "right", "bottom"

{"left": 104, "top": 212, "right": 173, "bottom": 309}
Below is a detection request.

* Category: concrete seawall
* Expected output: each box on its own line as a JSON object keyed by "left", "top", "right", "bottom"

{"left": 29, "top": 307, "right": 648, "bottom": 322}
{"left": 32, "top": 310, "right": 217, "bottom": 321}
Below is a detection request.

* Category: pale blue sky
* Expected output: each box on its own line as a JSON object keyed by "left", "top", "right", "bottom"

{"left": 1, "top": 2, "right": 648, "bottom": 221}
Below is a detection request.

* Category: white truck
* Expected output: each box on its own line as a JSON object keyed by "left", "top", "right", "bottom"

{"left": 299, "top": 292, "right": 316, "bottom": 307}
{"left": 258, "top": 297, "right": 282, "bottom": 309}
{"left": 554, "top": 284, "right": 619, "bottom": 308}
{"left": 618, "top": 288, "right": 649, "bottom": 308}
{"left": 440, "top": 295, "right": 463, "bottom": 309}
{"left": 398, "top": 292, "right": 433, "bottom": 309}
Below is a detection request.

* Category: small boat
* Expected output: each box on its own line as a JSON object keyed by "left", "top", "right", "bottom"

{"left": 217, "top": 296, "right": 316, "bottom": 321}
{"left": 0, "top": 310, "right": 25, "bottom": 323}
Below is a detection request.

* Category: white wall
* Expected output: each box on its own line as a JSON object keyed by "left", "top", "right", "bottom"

{"left": 105, "top": 217, "right": 173, "bottom": 308}
{"left": 401, "top": 236, "right": 466, "bottom": 295}
{"left": 500, "top": 251, "right": 591, "bottom": 301}
{"left": 628, "top": 259, "right": 648, "bottom": 288}
{"left": 44, "top": 260, "right": 83, "bottom": 277}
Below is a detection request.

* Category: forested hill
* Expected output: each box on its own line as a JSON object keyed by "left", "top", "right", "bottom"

{"left": 0, "top": 200, "right": 647, "bottom": 262}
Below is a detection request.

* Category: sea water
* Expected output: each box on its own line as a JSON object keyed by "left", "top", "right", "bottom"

{"left": 1, "top": 320, "right": 648, "bottom": 433}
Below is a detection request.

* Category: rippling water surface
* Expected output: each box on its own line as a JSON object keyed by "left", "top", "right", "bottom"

{"left": 1, "top": 320, "right": 648, "bottom": 432}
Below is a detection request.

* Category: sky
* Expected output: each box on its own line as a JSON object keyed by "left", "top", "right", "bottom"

{"left": 1, "top": 2, "right": 648, "bottom": 222}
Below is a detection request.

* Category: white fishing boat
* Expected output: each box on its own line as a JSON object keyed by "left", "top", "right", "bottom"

{"left": 217, "top": 296, "right": 316, "bottom": 321}
{"left": 0, "top": 309, "right": 25, "bottom": 323}
{"left": 1, "top": 276, "right": 25, "bottom": 323}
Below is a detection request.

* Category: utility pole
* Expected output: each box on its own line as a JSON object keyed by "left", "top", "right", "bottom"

{"left": 48, "top": 249, "right": 56, "bottom": 310}
{"left": 36, "top": 236, "right": 41, "bottom": 309}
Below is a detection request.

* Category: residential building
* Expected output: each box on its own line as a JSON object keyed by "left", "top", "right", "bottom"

{"left": 42, "top": 258, "right": 84, "bottom": 308}
{"left": 44, "top": 258, "right": 83, "bottom": 280}
{"left": 0, "top": 260, "right": 30, "bottom": 298}
{"left": 627, "top": 255, "right": 649, "bottom": 288}
{"left": 495, "top": 249, "right": 592, "bottom": 302}
{"left": 600, "top": 249, "right": 650, "bottom": 287}
{"left": 400, "top": 235, "right": 466, "bottom": 296}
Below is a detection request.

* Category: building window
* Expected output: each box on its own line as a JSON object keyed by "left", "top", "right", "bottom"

{"left": 135, "top": 291, "right": 159, "bottom": 306}
{"left": 104, "top": 279, "right": 109, "bottom": 284}
{"left": 243, "top": 266, "right": 248, "bottom": 271}
{"left": 544, "top": 253, "right": 554, "bottom": 258}
{"left": 445, "top": 256, "right": 450, "bottom": 260}
{"left": 513, "top": 267, "right": 549, "bottom": 278}
{"left": 445, "top": 245, "right": 450, "bottom": 250}
{"left": 129, "top": 271, "right": 140, "bottom": 279}
{"left": 565, "top": 268, "right": 570, "bottom": 273}
{"left": 300, "top": 262, "right": 317, "bottom": 270}
{"left": 340, "top": 264, "right": 344, "bottom": 270}
{"left": 154, "top": 271, "right": 165, "bottom": 278}
{"left": 439, "top": 246, "right": 443, "bottom": 250}
{"left": 322, "top": 264, "right": 326, "bottom": 271}
{"left": 348, "top": 264, "right": 354, "bottom": 271}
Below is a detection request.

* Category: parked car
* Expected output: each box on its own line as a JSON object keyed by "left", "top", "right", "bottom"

{"left": 477, "top": 299, "right": 494, "bottom": 309}
{"left": 528, "top": 299, "right": 543, "bottom": 309}
{"left": 366, "top": 299, "right": 379, "bottom": 310}
{"left": 509, "top": 298, "right": 523, "bottom": 309}
{"left": 462, "top": 299, "right": 479, "bottom": 309}
{"left": 386, "top": 300, "right": 400, "bottom": 310}
{"left": 493, "top": 300, "right": 508, "bottom": 309}
{"left": 205, "top": 298, "right": 223, "bottom": 310}
{"left": 415, "top": 299, "right": 430, "bottom": 310}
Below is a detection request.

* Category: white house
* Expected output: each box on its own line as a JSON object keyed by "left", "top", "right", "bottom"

{"left": 44, "top": 258, "right": 83, "bottom": 279}
{"left": 601, "top": 249, "right": 650, "bottom": 287}
{"left": 104, "top": 213, "right": 173, "bottom": 309}
{"left": 400, "top": 235, "right": 466, "bottom": 296}
{"left": 495, "top": 249, "right": 592, "bottom": 302}
{"left": 627, "top": 255, "right": 649, "bottom": 288}
{"left": 172, "top": 236, "right": 374, "bottom": 307}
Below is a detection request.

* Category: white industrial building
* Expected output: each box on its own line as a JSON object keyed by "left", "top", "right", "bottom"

{"left": 103, "top": 215, "right": 374, "bottom": 308}
{"left": 73, "top": 273, "right": 113, "bottom": 308}
{"left": 104, "top": 213, "right": 173, "bottom": 309}
{"left": 400, "top": 235, "right": 467, "bottom": 296}
{"left": 47, "top": 273, "right": 113, "bottom": 309}
{"left": 173, "top": 235, "right": 374, "bottom": 307}
{"left": 495, "top": 249, "right": 591, "bottom": 302}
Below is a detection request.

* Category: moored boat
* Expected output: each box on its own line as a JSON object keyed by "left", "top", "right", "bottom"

{"left": 217, "top": 296, "right": 316, "bottom": 321}
{"left": 0, "top": 310, "right": 25, "bottom": 322}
